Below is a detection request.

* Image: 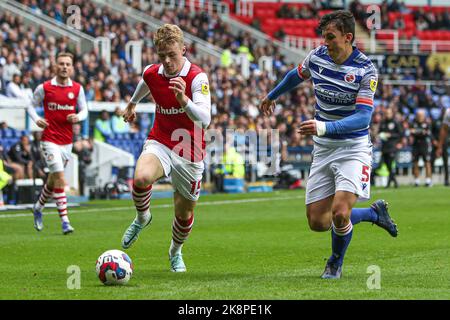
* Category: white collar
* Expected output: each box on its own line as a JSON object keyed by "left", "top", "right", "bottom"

{"left": 50, "top": 77, "right": 73, "bottom": 87}
{"left": 158, "top": 58, "right": 191, "bottom": 78}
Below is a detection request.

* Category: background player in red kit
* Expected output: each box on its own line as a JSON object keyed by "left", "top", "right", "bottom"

{"left": 121, "top": 24, "right": 211, "bottom": 272}
{"left": 27, "top": 52, "right": 88, "bottom": 234}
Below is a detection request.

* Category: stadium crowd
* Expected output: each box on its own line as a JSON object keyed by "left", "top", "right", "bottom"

{"left": 1, "top": 1, "right": 449, "bottom": 202}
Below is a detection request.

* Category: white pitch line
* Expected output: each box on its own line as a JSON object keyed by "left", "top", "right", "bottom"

{"left": 0, "top": 195, "right": 306, "bottom": 219}
{"left": 0, "top": 189, "right": 385, "bottom": 219}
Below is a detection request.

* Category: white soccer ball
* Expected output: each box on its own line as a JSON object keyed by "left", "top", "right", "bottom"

{"left": 95, "top": 249, "right": 133, "bottom": 285}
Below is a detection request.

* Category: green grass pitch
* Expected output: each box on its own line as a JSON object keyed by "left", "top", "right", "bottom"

{"left": 1, "top": 186, "right": 449, "bottom": 300}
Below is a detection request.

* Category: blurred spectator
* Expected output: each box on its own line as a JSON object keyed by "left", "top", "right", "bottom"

{"left": 277, "top": 4, "right": 291, "bottom": 18}
{"left": 349, "top": 0, "right": 364, "bottom": 21}
{"left": 416, "top": 15, "right": 430, "bottom": 31}
{"left": 7, "top": 135, "right": 34, "bottom": 179}
{"left": 93, "top": 110, "right": 113, "bottom": 142}
{"left": 378, "top": 108, "right": 403, "bottom": 188}
{"left": 111, "top": 107, "right": 130, "bottom": 134}
{"left": 73, "top": 123, "right": 93, "bottom": 195}
{"left": 5, "top": 73, "right": 28, "bottom": 100}
{"left": 393, "top": 17, "right": 405, "bottom": 30}
{"left": 0, "top": 142, "right": 25, "bottom": 180}
{"left": 0, "top": 65, "right": 5, "bottom": 95}
{"left": 30, "top": 131, "right": 48, "bottom": 179}
{"left": 411, "top": 110, "right": 433, "bottom": 187}
{"left": 0, "top": 158, "right": 12, "bottom": 206}
{"left": 2, "top": 53, "right": 21, "bottom": 83}
{"left": 431, "top": 108, "right": 449, "bottom": 186}
{"left": 388, "top": 0, "right": 400, "bottom": 12}
{"left": 431, "top": 63, "right": 445, "bottom": 81}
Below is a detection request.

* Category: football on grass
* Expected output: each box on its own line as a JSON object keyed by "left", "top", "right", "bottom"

{"left": 96, "top": 250, "right": 133, "bottom": 285}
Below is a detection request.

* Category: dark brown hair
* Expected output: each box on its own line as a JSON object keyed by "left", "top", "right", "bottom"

{"left": 319, "top": 10, "right": 356, "bottom": 43}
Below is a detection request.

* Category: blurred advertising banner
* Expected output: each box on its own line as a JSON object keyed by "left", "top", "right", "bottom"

{"left": 368, "top": 53, "right": 450, "bottom": 78}
{"left": 426, "top": 53, "right": 450, "bottom": 78}
{"left": 368, "top": 53, "right": 429, "bottom": 75}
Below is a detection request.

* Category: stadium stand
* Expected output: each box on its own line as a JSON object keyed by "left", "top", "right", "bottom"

{"left": 1, "top": 0, "right": 449, "bottom": 204}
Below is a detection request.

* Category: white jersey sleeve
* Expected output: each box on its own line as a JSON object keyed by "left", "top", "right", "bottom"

{"left": 76, "top": 86, "right": 88, "bottom": 121}
{"left": 297, "top": 48, "right": 316, "bottom": 80}
{"left": 356, "top": 63, "right": 378, "bottom": 107}
{"left": 130, "top": 64, "right": 153, "bottom": 104}
{"left": 184, "top": 72, "right": 211, "bottom": 128}
{"left": 27, "top": 84, "right": 45, "bottom": 123}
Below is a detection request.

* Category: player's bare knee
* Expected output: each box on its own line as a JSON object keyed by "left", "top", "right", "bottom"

{"left": 133, "top": 176, "right": 153, "bottom": 188}
{"left": 307, "top": 215, "right": 330, "bottom": 232}
{"left": 331, "top": 209, "right": 350, "bottom": 227}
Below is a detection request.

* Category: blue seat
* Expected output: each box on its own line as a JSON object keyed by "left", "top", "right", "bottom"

{"left": 109, "top": 133, "right": 117, "bottom": 140}
{"left": 130, "top": 132, "right": 140, "bottom": 141}
{"left": 430, "top": 108, "right": 442, "bottom": 120}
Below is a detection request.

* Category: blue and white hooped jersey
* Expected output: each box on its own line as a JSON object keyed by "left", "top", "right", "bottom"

{"left": 298, "top": 45, "right": 378, "bottom": 146}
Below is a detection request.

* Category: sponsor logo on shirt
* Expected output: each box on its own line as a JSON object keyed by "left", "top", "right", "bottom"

{"left": 155, "top": 104, "right": 185, "bottom": 115}
{"left": 314, "top": 84, "right": 357, "bottom": 104}
{"left": 47, "top": 102, "right": 75, "bottom": 111}
{"left": 344, "top": 72, "right": 356, "bottom": 83}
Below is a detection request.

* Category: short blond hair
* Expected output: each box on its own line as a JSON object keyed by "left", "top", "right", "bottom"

{"left": 153, "top": 24, "right": 184, "bottom": 50}
{"left": 56, "top": 52, "right": 74, "bottom": 63}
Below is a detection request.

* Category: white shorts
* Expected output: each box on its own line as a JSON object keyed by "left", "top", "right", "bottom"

{"left": 305, "top": 140, "right": 372, "bottom": 205}
{"left": 141, "top": 139, "right": 204, "bottom": 202}
{"left": 40, "top": 141, "right": 72, "bottom": 173}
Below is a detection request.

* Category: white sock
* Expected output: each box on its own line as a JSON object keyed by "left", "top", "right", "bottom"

{"left": 136, "top": 211, "right": 151, "bottom": 225}
{"left": 426, "top": 178, "right": 432, "bottom": 184}
{"left": 169, "top": 239, "right": 183, "bottom": 257}
{"left": 415, "top": 178, "right": 420, "bottom": 185}
{"left": 61, "top": 215, "right": 69, "bottom": 223}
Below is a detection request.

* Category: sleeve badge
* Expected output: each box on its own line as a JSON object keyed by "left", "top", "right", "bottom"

{"left": 201, "top": 83, "right": 209, "bottom": 95}
{"left": 370, "top": 79, "right": 378, "bottom": 92}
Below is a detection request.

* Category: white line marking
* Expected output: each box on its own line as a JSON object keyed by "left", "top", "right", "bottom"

{"left": 0, "top": 195, "right": 306, "bottom": 219}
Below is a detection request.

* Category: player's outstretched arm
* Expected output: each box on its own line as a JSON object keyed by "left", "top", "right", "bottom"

{"left": 259, "top": 68, "right": 307, "bottom": 116}
{"left": 259, "top": 97, "right": 276, "bottom": 116}
{"left": 123, "top": 102, "right": 137, "bottom": 123}
{"left": 123, "top": 79, "right": 151, "bottom": 123}
{"left": 269, "top": 68, "right": 305, "bottom": 100}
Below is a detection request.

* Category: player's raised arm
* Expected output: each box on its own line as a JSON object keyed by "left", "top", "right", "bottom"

{"left": 27, "top": 84, "right": 48, "bottom": 129}
{"left": 67, "top": 86, "right": 88, "bottom": 124}
{"left": 175, "top": 73, "right": 211, "bottom": 129}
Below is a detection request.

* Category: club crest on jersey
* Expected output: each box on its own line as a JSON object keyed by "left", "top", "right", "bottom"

{"left": 344, "top": 72, "right": 356, "bottom": 83}
{"left": 68, "top": 92, "right": 75, "bottom": 99}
